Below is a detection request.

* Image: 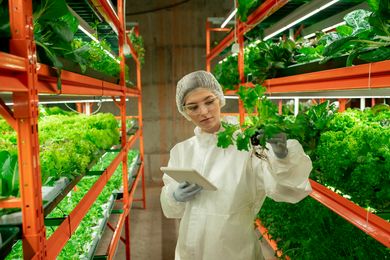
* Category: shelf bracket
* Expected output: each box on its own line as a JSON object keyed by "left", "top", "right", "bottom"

{"left": 0, "top": 98, "right": 17, "bottom": 130}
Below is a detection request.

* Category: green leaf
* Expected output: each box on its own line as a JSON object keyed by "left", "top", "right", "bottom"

{"left": 323, "top": 36, "right": 356, "bottom": 57}
{"left": 216, "top": 122, "right": 240, "bottom": 149}
{"left": 369, "top": 12, "right": 390, "bottom": 36}
{"left": 236, "top": 133, "right": 250, "bottom": 151}
{"left": 10, "top": 154, "right": 19, "bottom": 196}
{"left": 358, "top": 46, "right": 390, "bottom": 62}
{"left": 343, "top": 9, "right": 372, "bottom": 34}
{"left": 1, "top": 151, "right": 13, "bottom": 197}
{"left": 367, "top": 0, "right": 380, "bottom": 12}
{"left": 336, "top": 25, "right": 353, "bottom": 37}
{"left": 34, "top": 0, "right": 69, "bottom": 22}
{"left": 346, "top": 50, "right": 359, "bottom": 66}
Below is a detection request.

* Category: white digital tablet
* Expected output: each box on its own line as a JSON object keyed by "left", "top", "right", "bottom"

{"left": 160, "top": 167, "right": 217, "bottom": 191}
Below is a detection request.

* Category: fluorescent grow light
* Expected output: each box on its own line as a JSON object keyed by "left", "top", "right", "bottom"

{"left": 221, "top": 8, "right": 237, "bottom": 28}
{"left": 304, "top": 21, "right": 346, "bottom": 39}
{"left": 78, "top": 25, "right": 99, "bottom": 43}
{"left": 264, "top": 0, "right": 340, "bottom": 41}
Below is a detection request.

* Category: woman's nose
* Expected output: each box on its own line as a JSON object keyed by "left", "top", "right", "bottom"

{"left": 198, "top": 104, "right": 209, "bottom": 115}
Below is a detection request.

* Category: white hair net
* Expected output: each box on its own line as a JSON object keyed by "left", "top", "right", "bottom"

{"left": 176, "top": 70, "right": 226, "bottom": 120}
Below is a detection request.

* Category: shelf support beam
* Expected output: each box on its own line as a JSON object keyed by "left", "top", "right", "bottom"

{"left": 0, "top": 98, "right": 17, "bottom": 130}
{"left": 309, "top": 180, "right": 390, "bottom": 248}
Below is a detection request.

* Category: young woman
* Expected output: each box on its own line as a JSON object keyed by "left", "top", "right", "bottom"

{"left": 160, "top": 70, "right": 312, "bottom": 260}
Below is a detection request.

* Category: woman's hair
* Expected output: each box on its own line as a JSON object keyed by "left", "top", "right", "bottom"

{"left": 176, "top": 70, "right": 225, "bottom": 120}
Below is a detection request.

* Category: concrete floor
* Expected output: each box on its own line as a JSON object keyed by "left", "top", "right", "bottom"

{"left": 95, "top": 181, "right": 276, "bottom": 260}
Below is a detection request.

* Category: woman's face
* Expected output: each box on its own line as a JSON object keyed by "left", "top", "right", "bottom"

{"left": 183, "top": 88, "right": 222, "bottom": 133}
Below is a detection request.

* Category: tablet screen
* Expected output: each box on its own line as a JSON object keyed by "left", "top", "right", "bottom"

{"left": 160, "top": 167, "right": 217, "bottom": 191}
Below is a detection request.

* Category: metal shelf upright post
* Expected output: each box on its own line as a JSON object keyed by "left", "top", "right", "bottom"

{"left": 0, "top": 0, "right": 146, "bottom": 259}
{"left": 8, "top": 1, "right": 46, "bottom": 258}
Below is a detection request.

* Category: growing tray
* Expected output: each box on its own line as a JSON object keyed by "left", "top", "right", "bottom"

{"left": 0, "top": 226, "right": 20, "bottom": 259}
{"left": 275, "top": 55, "right": 368, "bottom": 78}
{"left": 82, "top": 194, "right": 116, "bottom": 260}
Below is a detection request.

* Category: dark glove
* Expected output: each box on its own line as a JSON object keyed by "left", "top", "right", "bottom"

{"left": 251, "top": 130, "right": 288, "bottom": 158}
{"left": 173, "top": 181, "right": 202, "bottom": 202}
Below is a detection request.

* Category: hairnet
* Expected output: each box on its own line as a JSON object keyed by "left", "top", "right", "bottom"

{"left": 176, "top": 70, "right": 226, "bottom": 120}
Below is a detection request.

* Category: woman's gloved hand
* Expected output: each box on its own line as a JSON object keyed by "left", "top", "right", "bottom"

{"left": 267, "top": 132, "right": 288, "bottom": 158}
{"left": 251, "top": 130, "right": 288, "bottom": 159}
{"left": 173, "top": 181, "right": 203, "bottom": 202}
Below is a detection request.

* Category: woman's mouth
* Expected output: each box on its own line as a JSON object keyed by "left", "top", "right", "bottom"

{"left": 200, "top": 117, "right": 212, "bottom": 123}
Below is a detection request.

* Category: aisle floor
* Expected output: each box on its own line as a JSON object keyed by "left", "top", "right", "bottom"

{"left": 96, "top": 181, "right": 276, "bottom": 260}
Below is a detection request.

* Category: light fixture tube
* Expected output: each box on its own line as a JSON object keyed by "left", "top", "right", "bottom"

{"left": 264, "top": 0, "right": 340, "bottom": 41}
{"left": 78, "top": 25, "right": 120, "bottom": 64}
{"left": 224, "top": 95, "right": 389, "bottom": 99}
{"left": 303, "top": 21, "right": 346, "bottom": 39}
{"left": 78, "top": 25, "right": 99, "bottom": 43}
{"left": 5, "top": 98, "right": 129, "bottom": 106}
{"left": 221, "top": 8, "right": 237, "bottom": 28}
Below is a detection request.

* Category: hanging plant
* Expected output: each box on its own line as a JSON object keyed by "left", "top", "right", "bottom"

{"left": 128, "top": 28, "right": 145, "bottom": 66}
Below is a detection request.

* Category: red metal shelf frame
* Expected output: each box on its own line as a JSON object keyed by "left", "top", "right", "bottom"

{"left": 255, "top": 219, "right": 290, "bottom": 260}
{"left": 206, "top": 0, "right": 390, "bottom": 255}
{"left": 309, "top": 180, "right": 390, "bottom": 248}
{"left": 0, "top": 1, "right": 146, "bottom": 259}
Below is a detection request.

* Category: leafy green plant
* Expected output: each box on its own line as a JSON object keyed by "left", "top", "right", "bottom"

{"left": 217, "top": 85, "right": 285, "bottom": 155}
{"left": 258, "top": 197, "right": 389, "bottom": 259}
{"left": 322, "top": 0, "right": 390, "bottom": 65}
{"left": 0, "top": 109, "right": 120, "bottom": 196}
{"left": 316, "top": 106, "right": 390, "bottom": 211}
{"left": 214, "top": 39, "right": 295, "bottom": 91}
{"left": 217, "top": 85, "right": 337, "bottom": 159}
{"left": 245, "top": 39, "right": 295, "bottom": 84}
{"left": 128, "top": 28, "right": 145, "bottom": 66}
{"left": 237, "top": 0, "right": 263, "bottom": 22}
{"left": 0, "top": 151, "right": 19, "bottom": 198}
{"left": 213, "top": 54, "right": 240, "bottom": 90}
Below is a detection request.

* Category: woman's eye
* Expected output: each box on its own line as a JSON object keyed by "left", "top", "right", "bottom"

{"left": 188, "top": 106, "right": 198, "bottom": 111}
{"left": 205, "top": 99, "right": 215, "bottom": 105}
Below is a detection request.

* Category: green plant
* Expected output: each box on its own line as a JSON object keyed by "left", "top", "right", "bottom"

{"left": 128, "top": 28, "right": 145, "bottom": 66}
{"left": 0, "top": 109, "right": 120, "bottom": 197}
{"left": 237, "top": 0, "right": 263, "bottom": 22}
{"left": 217, "top": 85, "right": 286, "bottom": 155}
{"left": 217, "top": 85, "right": 336, "bottom": 157}
{"left": 258, "top": 197, "right": 389, "bottom": 259}
{"left": 322, "top": 0, "right": 390, "bottom": 66}
{"left": 316, "top": 106, "right": 390, "bottom": 211}
{"left": 245, "top": 39, "right": 295, "bottom": 84}
{"left": 0, "top": 151, "right": 19, "bottom": 198}
{"left": 213, "top": 54, "right": 240, "bottom": 90}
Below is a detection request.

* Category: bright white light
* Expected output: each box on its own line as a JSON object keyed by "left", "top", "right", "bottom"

{"left": 264, "top": 0, "right": 340, "bottom": 41}
{"left": 78, "top": 25, "right": 99, "bottom": 43}
{"left": 6, "top": 98, "right": 129, "bottom": 106}
{"left": 224, "top": 95, "right": 389, "bottom": 99}
{"left": 304, "top": 21, "right": 346, "bottom": 39}
{"left": 104, "top": 49, "right": 120, "bottom": 64}
{"left": 107, "top": 0, "right": 119, "bottom": 20}
{"left": 221, "top": 8, "right": 237, "bottom": 28}
{"left": 78, "top": 25, "right": 120, "bottom": 63}
{"left": 303, "top": 33, "right": 316, "bottom": 39}
{"left": 322, "top": 21, "right": 346, "bottom": 33}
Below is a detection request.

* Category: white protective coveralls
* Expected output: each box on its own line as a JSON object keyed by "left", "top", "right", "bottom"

{"left": 160, "top": 126, "right": 312, "bottom": 260}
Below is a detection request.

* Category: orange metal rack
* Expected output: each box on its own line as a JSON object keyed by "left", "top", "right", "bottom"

{"left": 206, "top": 0, "right": 390, "bottom": 254}
{"left": 0, "top": 0, "right": 145, "bottom": 259}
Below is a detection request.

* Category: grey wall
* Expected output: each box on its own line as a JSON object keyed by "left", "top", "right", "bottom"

{"left": 136, "top": 0, "right": 235, "bottom": 182}
{"left": 103, "top": 0, "right": 233, "bottom": 182}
